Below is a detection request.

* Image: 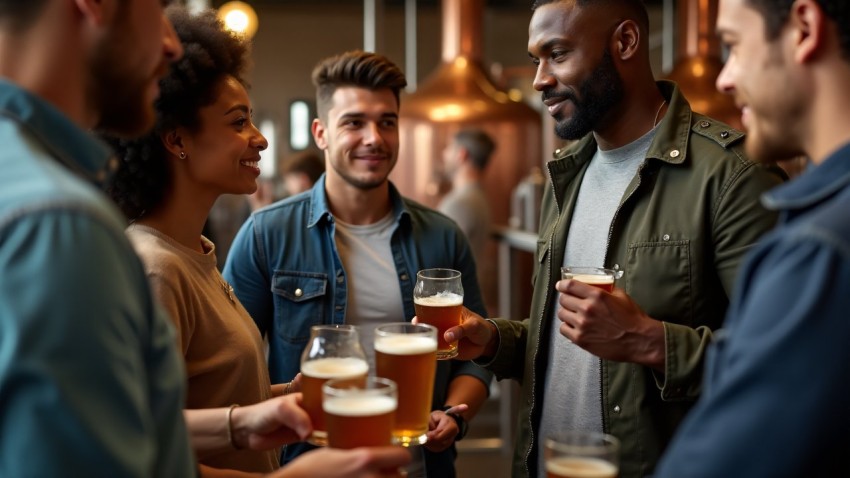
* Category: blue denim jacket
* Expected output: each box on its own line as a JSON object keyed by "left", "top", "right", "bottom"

{"left": 0, "top": 80, "right": 195, "bottom": 477}
{"left": 655, "top": 145, "right": 850, "bottom": 477}
{"left": 224, "top": 176, "right": 493, "bottom": 473}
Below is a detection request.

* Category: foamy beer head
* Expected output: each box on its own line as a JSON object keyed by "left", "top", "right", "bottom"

{"left": 374, "top": 323, "right": 437, "bottom": 446}
{"left": 323, "top": 377, "right": 397, "bottom": 449}
{"left": 561, "top": 267, "right": 622, "bottom": 292}
{"left": 414, "top": 268, "right": 464, "bottom": 360}
{"left": 544, "top": 433, "right": 620, "bottom": 478}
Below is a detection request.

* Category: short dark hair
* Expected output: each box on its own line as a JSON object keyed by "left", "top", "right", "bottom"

{"left": 531, "top": 0, "right": 650, "bottom": 32}
{"left": 0, "top": 0, "right": 49, "bottom": 31}
{"left": 311, "top": 50, "right": 407, "bottom": 121}
{"left": 454, "top": 129, "right": 495, "bottom": 171}
{"left": 104, "top": 6, "right": 250, "bottom": 220}
{"left": 281, "top": 151, "right": 325, "bottom": 184}
{"left": 746, "top": 0, "right": 850, "bottom": 60}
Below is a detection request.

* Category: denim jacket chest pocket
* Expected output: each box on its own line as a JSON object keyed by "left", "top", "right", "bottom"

{"left": 272, "top": 271, "right": 328, "bottom": 344}
{"left": 624, "top": 239, "right": 693, "bottom": 324}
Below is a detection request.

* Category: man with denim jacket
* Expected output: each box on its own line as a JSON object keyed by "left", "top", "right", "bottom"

{"left": 224, "top": 50, "right": 492, "bottom": 477}
{"left": 447, "top": 1, "right": 785, "bottom": 477}
{"left": 656, "top": 0, "right": 850, "bottom": 476}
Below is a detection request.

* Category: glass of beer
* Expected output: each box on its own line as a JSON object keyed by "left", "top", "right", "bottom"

{"left": 544, "top": 431, "right": 620, "bottom": 478}
{"left": 322, "top": 376, "right": 397, "bottom": 449}
{"left": 413, "top": 268, "right": 463, "bottom": 359}
{"left": 300, "top": 324, "right": 368, "bottom": 446}
{"left": 560, "top": 267, "right": 623, "bottom": 292}
{"left": 374, "top": 323, "right": 437, "bottom": 446}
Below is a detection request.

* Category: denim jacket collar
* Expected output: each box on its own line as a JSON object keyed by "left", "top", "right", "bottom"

{"left": 762, "top": 143, "right": 850, "bottom": 216}
{"left": 306, "top": 174, "right": 411, "bottom": 228}
{"left": 0, "top": 79, "right": 112, "bottom": 184}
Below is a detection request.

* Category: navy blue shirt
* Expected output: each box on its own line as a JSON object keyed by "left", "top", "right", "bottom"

{"left": 656, "top": 146, "right": 850, "bottom": 477}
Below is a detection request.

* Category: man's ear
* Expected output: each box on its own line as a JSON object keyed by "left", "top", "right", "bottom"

{"left": 312, "top": 118, "right": 328, "bottom": 150}
{"left": 790, "top": 0, "right": 828, "bottom": 64}
{"left": 72, "top": 0, "right": 114, "bottom": 27}
{"left": 613, "top": 19, "right": 641, "bottom": 61}
{"left": 161, "top": 129, "right": 185, "bottom": 158}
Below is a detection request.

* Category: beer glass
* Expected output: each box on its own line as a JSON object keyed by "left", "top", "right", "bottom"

{"left": 322, "top": 376, "right": 397, "bottom": 449}
{"left": 544, "top": 431, "right": 620, "bottom": 478}
{"left": 413, "top": 268, "right": 463, "bottom": 359}
{"left": 560, "top": 267, "right": 623, "bottom": 292}
{"left": 300, "top": 324, "right": 368, "bottom": 446}
{"left": 374, "top": 323, "right": 437, "bottom": 446}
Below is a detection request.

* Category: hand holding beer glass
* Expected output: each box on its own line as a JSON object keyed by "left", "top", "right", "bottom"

{"left": 544, "top": 431, "right": 620, "bottom": 478}
{"left": 322, "top": 376, "right": 397, "bottom": 449}
{"left": 414, "top": 268, "right": 463, "bottom": 360}
{"left": 374, "top": 323, "right": 438, "bottom": 446}
{"left": 300, "top": 325, "right": 369, "bottom": 446}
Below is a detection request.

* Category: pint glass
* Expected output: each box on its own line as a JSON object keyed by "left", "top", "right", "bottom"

{"left": 544, "top": 431, "right": 620, "bottom": 478}
{"left": 374, "top": 323, "right": 437, "bottom": 446}
{"left": 322, "top": 376, "right": 397, "bottom": 449}
{"left": 300, "top": 324, "right": 368, "bottom": 446}
{"left": 560, "top": 267, "right": 623, "bottom": 292}
{"left": 413, "top": 268, "right": 463, "bottom": 359}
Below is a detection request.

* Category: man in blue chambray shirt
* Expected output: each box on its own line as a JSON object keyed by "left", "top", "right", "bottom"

{"left": 655, "top": 0, "right": 850, "bottom": 476}
{"left": 224, "top": 50, "right": 493, "bottom": 477}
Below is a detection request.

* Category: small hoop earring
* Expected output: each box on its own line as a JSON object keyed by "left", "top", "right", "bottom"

{"left": 179, "top": 151, "right": 186, "bottom": 159}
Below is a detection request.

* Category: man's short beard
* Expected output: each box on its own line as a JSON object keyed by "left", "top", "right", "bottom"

{"left": 553, "top": 49, "right": 624, "bottom": 140}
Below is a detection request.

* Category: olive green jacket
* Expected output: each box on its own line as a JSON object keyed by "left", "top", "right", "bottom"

{"left": 484, "top": 82, "right": 785, "bottom": 478}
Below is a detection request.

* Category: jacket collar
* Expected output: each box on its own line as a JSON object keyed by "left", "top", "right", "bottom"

{"left": 762, "top": 143, "right": 850, "bottom": 214}
{"left": 0, "top": 79, "right": 112, "bottom": 184}
{"left": 307, "top": 174, "right": 410, "bottom": 228}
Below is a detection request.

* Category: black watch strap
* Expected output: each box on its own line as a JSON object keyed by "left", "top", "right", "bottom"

{"left": 440, "top": 406, "right": 468, "bottom": 441}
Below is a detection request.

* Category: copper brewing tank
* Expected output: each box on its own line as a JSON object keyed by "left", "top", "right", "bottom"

{"left": 394, "top": 0, "right": 541, "bottom": 213}
{"left": 664, "top": 0, "right": 740, "bottom": 128}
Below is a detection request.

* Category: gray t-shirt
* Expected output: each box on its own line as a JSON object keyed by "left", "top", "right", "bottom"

{"left": 537, "top": 126, "right": 657, "bottom": 477}
{"left": 438, "top": 183, "right": 491, "bottom": 262}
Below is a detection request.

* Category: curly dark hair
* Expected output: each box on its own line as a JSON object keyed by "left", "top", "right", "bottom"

{"left": 0, "top": 0, "right": 50, "bottom": 31}
{"left": 103, "top": 6, "right": 250, "bottom": 221}
{"left": 312, "top": 50, "right": 407, "bottom": 121}
{"left": 746, "top": 0, "right": 850, "bottom": 60}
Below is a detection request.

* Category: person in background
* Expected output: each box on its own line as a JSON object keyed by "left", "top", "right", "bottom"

{"left": 0, "top": 0, "right": 409, "bottom": 476}
{"left": 438, "top": 128, "right": 495, "bottom": 266}
{"left": 281, "top": 150, "right": 326, "bottom": 198}
{"left": 445, "top": 0, "right": 786, "bottom": 477}
{"left": 224, "top": 50, "right": 493, "bottom": 478}
{"left": 655, "top": 0, "right": 850, "bottom": 476}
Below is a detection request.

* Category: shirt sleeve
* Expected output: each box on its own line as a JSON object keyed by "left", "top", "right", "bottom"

{"left": 0, "top": 208, "right": 194, "bottom": 476}
{"left": 655, "top": 234, "right": 850, "bottom": 477}
{"left": 223, "top": 214, "right": 273, "bottom": 336}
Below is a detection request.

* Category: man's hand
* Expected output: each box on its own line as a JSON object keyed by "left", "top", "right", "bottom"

{"left": 556, "top": 279, "right": 666, "bottom": 370}
{"left": 442, "top": 307, "right": 498, "bottom": 360}
{"left": 271, "top": 447, "right": 411, "bottom": 478}
{"left": 424, "top": 404, "right": 468, "bottom": 452}
{"left": 232, "top": 394, "right": 312, "bottom": 450}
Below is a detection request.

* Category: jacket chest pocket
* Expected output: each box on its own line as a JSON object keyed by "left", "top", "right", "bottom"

{"left": 272, "top": 271, "right": 328, "bottom": 343}
{"left": 624, "top": 240, "right": 693, "bottom": 324}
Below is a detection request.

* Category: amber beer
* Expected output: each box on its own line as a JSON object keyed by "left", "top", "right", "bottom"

{"left": 569, "top": 274, "right": 614, "bottom": 292}
{"left": 545, "top": 457, "right": 619, "bottom": 478}
{"left": 323, "top": 377, "right": 397, "bottom": 449}
{"left": 414, "top": 293, "right": 463, "bottom": 359}
{"left": 561, "top": 267, "right": 619, "bottom": 293}
{"left": 301, "top": 357, "right": 369, "bottom": 445}
{"left": 374, "top": 324, "right": 437, "bottom": 446}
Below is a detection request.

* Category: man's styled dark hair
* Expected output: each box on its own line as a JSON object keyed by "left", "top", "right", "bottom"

{"left": 0, "top": 0, "right": 49, "bottom": 30}
{"left": 531, "top": 0, "right": 650, "bottom": 31}
{"left": 104, "top": 6, "right": 250, "bottom": 221}
{"left": 311, "top": 50, "right": 407, "bottom": 121}
{"left": 454, "top": 129, "right": 496, "bottom": 171}
{"left": 746, "top": 0, "right": 850, "bottom": 59}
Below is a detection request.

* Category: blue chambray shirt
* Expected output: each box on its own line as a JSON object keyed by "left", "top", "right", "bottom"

{"left": 224, "top": 175, "right": 493, "bottom": 471}
{"left": 655, "top": 145, "right": 850, "bottom": 477}
{"left": 0, "top": 80, "right": 196, "bottom": 477}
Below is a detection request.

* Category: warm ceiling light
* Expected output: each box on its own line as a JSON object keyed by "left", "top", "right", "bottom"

{"left": 218, "top": 1, "right": 259, "bottom": 40}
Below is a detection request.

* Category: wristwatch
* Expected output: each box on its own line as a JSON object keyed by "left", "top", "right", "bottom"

{"left": 441, "top": 406, "right": 468, "bottom": 441}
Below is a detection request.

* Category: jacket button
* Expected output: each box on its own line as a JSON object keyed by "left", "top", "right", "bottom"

{"left": 669, "top": 149, "right": 680, "bottom": 158}
{"left": 337, "top": 276, "right": 344, "bottom": 284}
{"left": 613, "top": 405, "right": 621, "bottom": 413}
{"left": 335, "top": 305, "right": 343, "bottom": 311}
{"left": 294, "top": 288, "right": 303, "bottom": 297}
{"left": 699, "top": 121, "right": 710, "bottom": 128}
{"left": 400, "top": 273, "right": 409, "bottom": 281}
{"left": 555, "top": 148, "right": 561, "bottom": 155}
{"left": 720, "top": 131, "right": 730, "bottom": 138}
{"left": 662, "top": 234, "right": 670, "bottom": 241}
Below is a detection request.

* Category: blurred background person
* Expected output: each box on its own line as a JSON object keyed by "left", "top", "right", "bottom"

{"left": 281, "top": 150, "right": 326, "bottom": 198}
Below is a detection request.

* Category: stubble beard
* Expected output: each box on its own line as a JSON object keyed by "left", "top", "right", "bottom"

{"left": 552, "top": 49, "right": 624, "bottom": 140}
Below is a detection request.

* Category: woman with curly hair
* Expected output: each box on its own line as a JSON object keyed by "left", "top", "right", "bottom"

{"left": 104, "top": 6, "right": 294, "bottom": 475}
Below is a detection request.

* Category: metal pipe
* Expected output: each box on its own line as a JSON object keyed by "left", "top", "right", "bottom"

{"left": 405, "top": 0, "right": 418, "bottom": 92}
